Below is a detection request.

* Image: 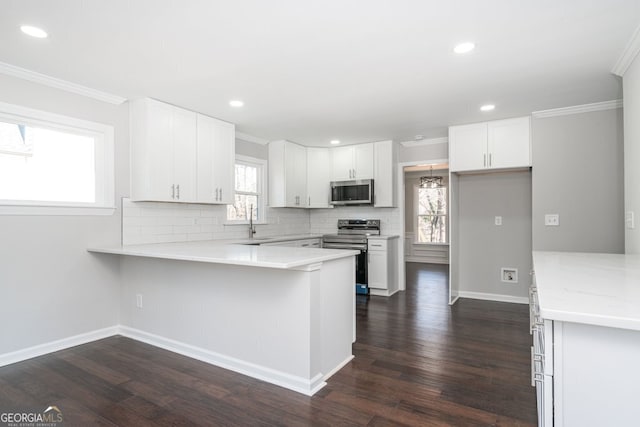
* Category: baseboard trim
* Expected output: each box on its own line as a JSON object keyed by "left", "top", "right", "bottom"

{"left": 323, "top": 355, "right": 354, "bottom": 381}
{"left": 118, "top": 326, "right": 326, "bottom": 396}
{"left": 405, "top": 256, "right": 449, "bottom": 264}
{"left": 0, "top": 326, "right": 119, "bottom": 368}
{"left": 458, "top": 291, "right": 528, "bottom": 304}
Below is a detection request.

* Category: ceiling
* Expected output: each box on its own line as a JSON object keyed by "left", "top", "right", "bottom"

{"left": 1, "top": 1, "right": 639, "bottom": 147}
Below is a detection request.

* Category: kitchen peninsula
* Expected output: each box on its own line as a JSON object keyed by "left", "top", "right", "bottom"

{"left": 89, "top": 241, "right": 358, "bottom": 395}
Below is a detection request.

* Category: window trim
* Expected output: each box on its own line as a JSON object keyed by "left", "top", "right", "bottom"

{"left": 0, "top": 101, "right": 115, "bottom": 215}
{"left": 414, "top": 184, "right": 448, "bottom": 244}
{"left": 224, "top": 154, "right": 268, "bottom": 225}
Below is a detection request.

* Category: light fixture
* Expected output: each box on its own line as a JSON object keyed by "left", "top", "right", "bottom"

{"left": 480, "top": 104, "right": 496, "bottom": 112}
{"left": 330, "top": 140, "right": 340, "bottom": 145}
{"left": 420, "top": 166, "right": 444, "bottom": 188}
{"left": 20, "top": 25, "right": 48, "bottom": 39}
{"left": 229, "top": 100, "right": 244, "bottom": 108}
{"left": 453, "top": 42, "right": 475, "bottom": 54}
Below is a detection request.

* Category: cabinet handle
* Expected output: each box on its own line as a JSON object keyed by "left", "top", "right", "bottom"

{"left": 215, "top": 188, "right": 218, "bottom": 201}
{"left": 172, "top": 184, "right": 175, "bottom": 199}
{"left": 176, "top": 184, "right": 180, "bottom": 199}
{"left": 484, "top": 154, "right": 487, "bottom": 167}
{"left": 308, "top": 196, "right": 311, "bottom": 206}
{"left": 219, "top": 188, "right": 222, "bottom": 201}
{"left": 489, "top": 153, "right": 492, "bottom": 167}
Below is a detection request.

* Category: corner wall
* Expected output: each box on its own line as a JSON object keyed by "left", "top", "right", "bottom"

{"left": 0, "top": 74, "right": 127, "bottom": 355}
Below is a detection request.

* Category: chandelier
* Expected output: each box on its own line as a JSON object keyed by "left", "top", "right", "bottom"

{"left": 420, "top": 166, "right": 443, "bottom": 188}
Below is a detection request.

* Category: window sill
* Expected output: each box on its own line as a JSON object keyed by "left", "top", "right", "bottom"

{"left": 0, "top": 204, "right": 116, "bottom": 216}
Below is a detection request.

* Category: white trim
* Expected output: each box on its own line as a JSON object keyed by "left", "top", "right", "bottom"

{"left": 400, "top": 137, "right": 448, "bottom": 147}
{"left": 322, "top": 355, "right": 354, "bottom": 380}
{"left": 0, "top": 205, "right": 115, "bottom": 216}
{"left": 0, "top": 61, "right": 126, "bottom": 105}
{"left": 532, "top": 100, "right": 622, "bottom": 118}
{"left": 119, "top": 326, "right": 326, "bottom": 396}
{"left": 458, "top": 291, "right": 529, "bottom": 304}
{"left": 236, "top": 131, "right": 269, "bottom": 145}
{"left": 0, "top": 326, "right": 119, "bottom": 368}
{"left": 612, "top": 24, "right": 640, "bottom": 76}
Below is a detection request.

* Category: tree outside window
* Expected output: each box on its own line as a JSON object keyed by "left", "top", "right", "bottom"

{"left": 416, "top": 185, "right": 447, "bottom": 243}
{"left": 226, "top": 157, "right": 264, "bottom": 222}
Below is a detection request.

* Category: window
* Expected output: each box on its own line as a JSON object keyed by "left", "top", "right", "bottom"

{"left": 415, "top": 185, "right": 447, "bottom": 243}
{"left": 0, "top": 101, "right": 114, "bottom": 215}
{"left": 226, "top": 155, "right": 266, "bottom": 223}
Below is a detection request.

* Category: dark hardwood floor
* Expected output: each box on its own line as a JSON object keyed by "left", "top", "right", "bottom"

{"left": 0, "top": 263, "right": 536, "bottom": 426}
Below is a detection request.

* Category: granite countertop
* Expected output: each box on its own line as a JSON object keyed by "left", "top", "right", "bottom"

{"left": 533, "top": 251, "right": 640, "bottom": 331}
{"left": 89, "top": 239, "right": 358, "bottom": 270}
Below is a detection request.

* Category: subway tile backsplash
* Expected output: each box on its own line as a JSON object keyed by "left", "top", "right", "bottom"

{"left": 121, "top": 198, "right": 311, "bottom": 245}
{"left": 122, "top": 199, "right": 401, "bottom": 245}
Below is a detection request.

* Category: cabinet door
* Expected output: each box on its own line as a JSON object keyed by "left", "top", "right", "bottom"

{"left": 307, "top": 148, "right": 331, "bottom": 208}
{"left": 331, "top": 146, "right": 354, "bottom": 181}
{"left": 285, "top": 142, "right": 307, "bottom": 207}
{"left": 212, "top": 119, "right": 235, "bottom": 204}
{"left": 196, "top": 114, "right": 217, "bottom": 203}
{"left": 449, "top": 123, "right": 487, "bottom": 172}
{"left": 171, "top": 107, "right": 197, "bottom": 202}
{"left": 368, "top": 250, "right": 388, "bottom": 289}
{"left": 134, "top": 99, "right": 174, "bottom": 201}
{"left": 488, "top": 117, "right": 531, "bottom": 169}
{"left": 374, "top": 140, "right": 396, "bottom": 207}
{"left": 353, "top": 143, "right": 374, "bottom": 179}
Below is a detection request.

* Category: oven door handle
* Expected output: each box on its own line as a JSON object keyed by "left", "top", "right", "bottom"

{"left": 323, "top": 243, "right": 367, "bottom": 251}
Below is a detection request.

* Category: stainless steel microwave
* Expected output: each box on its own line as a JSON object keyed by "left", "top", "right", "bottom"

{"left": 330, "top": 179, "right": 374, "bottom": 205}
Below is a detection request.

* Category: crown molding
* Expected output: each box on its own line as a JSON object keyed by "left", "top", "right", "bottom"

{"left": 235, "top": 131, "right": 269, "bottom": 145}
{"left": 0, "top": 61, "right": 126, "bottom": 105}
{"left": 612, "top": 24, "right": 640, "bottom": 76}
{"left": 532, "top": 100, "right": 622, "bottom": 119}
{"left": 400, "top": 136, "right": 448, "bottom": 147}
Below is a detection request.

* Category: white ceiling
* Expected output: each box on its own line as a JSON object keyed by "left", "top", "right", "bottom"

{"left": 1, "top": 1, "right": 639, "bottom": 146}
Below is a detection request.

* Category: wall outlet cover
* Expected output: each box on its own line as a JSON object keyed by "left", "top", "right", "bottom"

{"left": 544, "top": 214, "right": 559, "bottom": 226}
{"left": 501, "top": 268, "right": 518, "bottom": 283}
{"left": 495, "top": 216, "right": 502, "bottom": 226}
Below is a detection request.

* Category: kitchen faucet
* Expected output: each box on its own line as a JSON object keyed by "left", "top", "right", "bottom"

{"left": 248, "top": 204, "right": 256, "bottom": 239}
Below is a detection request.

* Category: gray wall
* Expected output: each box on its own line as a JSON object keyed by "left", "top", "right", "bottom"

{"left": 624, "top": 55, "right": 640, "bottom": 253}
{"left": 0, "top": 74, "right": 127, "bottom": 354}
{"left": 398, "top": 142, "right": 448, "bottom": 163}
{"left": 458, "top": 171, "right": 532, "bottom": 299}
{"left": 236, "top": 138, "right": 268, "bottom": 160}
{"left": 532, "top": 108, "right": 624, "bottom": 253}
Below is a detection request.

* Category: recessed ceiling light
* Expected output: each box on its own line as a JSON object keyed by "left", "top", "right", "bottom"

{"left": 20, "top": 25, "right": 48, "bottom": 39}
{"left": 330, "top": 140, "right": 341, "bottom": 145}
{"left": 453, "top": 42, "right": 475, "bottom": 54}
{"left": 229, "top": 100, "right": 244, "bottom": 108}
{"left": 480, "top": 104, "right": 496, "bottom": 112}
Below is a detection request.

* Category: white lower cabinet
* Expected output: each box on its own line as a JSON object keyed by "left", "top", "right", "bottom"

{"left": 530, "top": 281, "right": 640, "bottom": 427}
{"left": 367, "top": 237, "right": 398, "bottom": 296}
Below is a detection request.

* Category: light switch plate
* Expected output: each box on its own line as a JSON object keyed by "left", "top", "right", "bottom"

{"left": 545, "top": 214, "right": 559, "bottom": 226}
{"left": 495, "top": 216, "right": 502, "bottom": 226}
{"left": 626, "top": 211, "right": 635, "bottom": 229}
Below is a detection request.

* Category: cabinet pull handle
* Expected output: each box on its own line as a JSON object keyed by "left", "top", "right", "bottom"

{"left": 176, "top": 184, "right": 180, "bottom": 199}
{"left": 484, "top": 154, "right": 487, "bottom": 167}
{"left": 489, "top": 153, "right": 492, "bottom": 167}
{"left": 172, "top": 184, "right": 175, "bottom": 199}
{"left": 219, "top": 188, "right": 222, "bottom": 201}
{"left": 308, "top": 196, "right": 311, "bottom": 206}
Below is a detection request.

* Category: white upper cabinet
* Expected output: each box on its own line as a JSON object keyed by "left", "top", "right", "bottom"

{"left": 306, "top": 147, "right": 332, "bottom": 208}
{"left": 130, "top": 98, "right": 197, "bottom": 202}
{"left": 373, "top": 140, "right": 396, "bottom": 207}
{"left": 268, "top": 140, "right": 308, "bottom": 208}
{"left": 449, "top": 116, "right": 531, "bottom": 172}
{"left": 130, "top": 98, "right": 235, "bottom": 204}
{"left": 196, "top": 114, "right": 235, "bottom": 204}
{"left": 331, "top": 143, "right": 374, "bottom": 181}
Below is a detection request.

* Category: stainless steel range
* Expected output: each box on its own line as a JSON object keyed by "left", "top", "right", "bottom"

{"left": 322, "top": 219, "right": 381, "bottom": 294}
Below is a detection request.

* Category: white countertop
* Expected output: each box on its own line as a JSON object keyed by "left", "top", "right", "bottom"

{"left": 89, "top": 240, "right": 358, "bottom": 270}
{"left": 533, "top": 251, "right": 640, "bottom": 331}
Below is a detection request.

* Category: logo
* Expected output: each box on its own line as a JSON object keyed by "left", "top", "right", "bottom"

{"left": 0, "top": 405, "right": 63, "bottom": 427}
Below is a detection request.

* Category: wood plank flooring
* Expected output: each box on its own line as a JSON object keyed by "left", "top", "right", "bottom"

{"left": 0, "top": 263, "right": 536, "bottom": 426}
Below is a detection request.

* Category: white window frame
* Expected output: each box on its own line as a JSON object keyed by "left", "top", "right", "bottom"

{"left": 414, "top": 184, "right": 448, "bottom": 245}
{"left": 225, "top": 154, "right": 267, "bottom": 225}
{"left": 0, "top": 101, "right": 115, "bottom": 215}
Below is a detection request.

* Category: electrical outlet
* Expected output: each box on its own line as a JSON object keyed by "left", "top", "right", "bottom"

{"left": 544, "top": 214, "right": 559, "bottom": 226}
{"left": 626, "top": 211, "right": 635, "bottom": 229}
{"left": 136, "top": 294, "right": 143, "bottom": 308}
{"left": 501, "top": 268, "right": 518, "bottom": 283}
{"left": 495, "top": 216, "right": 502, "bottom": 226}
